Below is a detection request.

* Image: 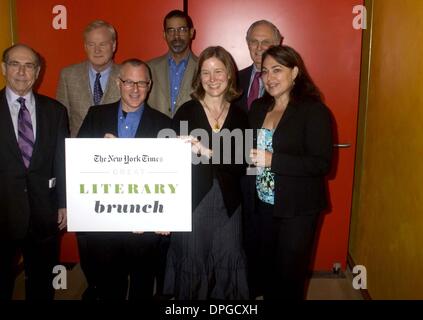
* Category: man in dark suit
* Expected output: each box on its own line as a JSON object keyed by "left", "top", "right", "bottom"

{"left": 0, "top": 44, "right": 68, "bottom": 300}
{"left": 77, "top": 59, "right": 171, "bottom": 299}
{"left": 237, "top": 20, "right": 282, "bottom": 112}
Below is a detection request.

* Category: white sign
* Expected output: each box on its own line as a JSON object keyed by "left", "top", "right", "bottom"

{"left": 65, "top": 138, "right": 191, "bottom": 232}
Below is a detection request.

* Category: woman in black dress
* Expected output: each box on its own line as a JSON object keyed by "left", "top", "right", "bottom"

{"left": 164, "top": 46, "right": 249, "bottom": 300}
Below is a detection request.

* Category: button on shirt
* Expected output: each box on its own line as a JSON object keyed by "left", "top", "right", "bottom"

{"left": 89, "top": 65, "right": 112, "bottom": 99}
{"left": 5, "top": 87, "right": 37, "bottom": 140}
{"left": 117, "top": 102, "right": 144, "bottom": 138}
{"left": 168, "top": 54, "right": 189, "bottom": 114}
{"left": 248, "top": 66, "right": 265, "bottom": 98}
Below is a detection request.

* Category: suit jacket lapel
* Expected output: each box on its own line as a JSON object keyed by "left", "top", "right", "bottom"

{"left": 81, "top": 62, "right": 94, "bottom": 105}
{"left": 30, "top": 94, "right": 49, "bottom": 169}
{"left": 105, "top": 101, "right": 120, "bottom": 136}
{"left": 0, "top": 89, "right": 23, "bottom": 163}
{"left": 176, "top": 54, "right": 196, "bottom": 106}
{"left": 275, "top": 101, "right": 298, "bottom": 133}
{"left": 102, "top": 63, "right": 119, "bottom": 104}
{"left": 156, "top": 57, "right": 170, "bottom": 109}
{"left": 135, "top": 104, "right": 154, "bottom": 138}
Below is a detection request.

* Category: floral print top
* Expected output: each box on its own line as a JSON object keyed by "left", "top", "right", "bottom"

{"left": 256, "top": 128, "right": 275, "bottom": 205}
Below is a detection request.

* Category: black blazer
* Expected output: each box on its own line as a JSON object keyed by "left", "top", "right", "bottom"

{"left": 77, "top": 101, "right": 171, "bottom": 138}
{"left": 235, "top": 65, "right": 254, "bottom": 113}
{"left": 248, "top": 96, "right": 333, "bottom": 217}
{"left": 0, "top": 88, "right": 69, "bottom": 241}
{"left": 172, "top": 100, "right": 248, "bottom": 216}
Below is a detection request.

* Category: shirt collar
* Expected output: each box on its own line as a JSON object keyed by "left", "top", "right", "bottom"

{"left": 167, "top": 52, "right": 190, "bottom": 66}
{"left": 6, "top": 87, "right": 35, "bottom": 108}
{"left": 88, "top": 62, "right": 113, "bottom": 78}
{"left": 252, "top": 64, "right": 261, "bottom": 74}
{"left": 118, "top": 101, "right": 145, "bottom": 116}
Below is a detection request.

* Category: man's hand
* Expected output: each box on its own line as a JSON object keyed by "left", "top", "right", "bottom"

{"left": 58, "top": 208, "right": 67, "bottom": 230}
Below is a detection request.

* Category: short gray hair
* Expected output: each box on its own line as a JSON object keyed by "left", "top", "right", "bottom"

{"left": 84, "top": 20, "right": 117, "bottom": 42}
{"left": 246, "top": 20, "right": 283, "bottom": 44}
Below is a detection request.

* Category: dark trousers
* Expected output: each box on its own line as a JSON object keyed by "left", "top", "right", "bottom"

{"left": 82, "top": 232, "right": 160, "bottom": 300}
{"left": 76, "top": 232, "right": 98, "bottom": 300}
{"left": 0, "top": 234, "right": 59, "bottom": 300}
{"left": 246, "top": 199, "right": 318, "bottom": 300}
{"left": 154, "top": 236, "right": 170, "bottom": 296}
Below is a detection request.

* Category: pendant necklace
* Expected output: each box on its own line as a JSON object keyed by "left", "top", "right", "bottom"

{"left": 202, "top": 100, "right": 227, "bottom": 133}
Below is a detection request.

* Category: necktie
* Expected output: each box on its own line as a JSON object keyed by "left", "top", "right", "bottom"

{"left": 17, "top": 97, "right": 35, "bottom": 168}
{"left": 247, "top": 71, "right": 261, "bottom": 109}
{"left": 93, "top": 72, "right": 103, "bottom": 105}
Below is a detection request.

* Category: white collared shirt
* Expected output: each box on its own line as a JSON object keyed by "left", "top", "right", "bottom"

{"left": 5, "top": 87, "right": 37, "bottom": 140}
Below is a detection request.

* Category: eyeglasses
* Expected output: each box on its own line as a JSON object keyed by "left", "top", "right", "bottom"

{"left": 165, "top": 26, "right": 189, "bottom": 36}
{"left": 5, "top": 61, "right": 38, "bottom": 71}
{"left": 119, "top": 78, "right": 150, "bottom": 89}
{"left": 247, "top": 39, "right": 273, "bottom": 49}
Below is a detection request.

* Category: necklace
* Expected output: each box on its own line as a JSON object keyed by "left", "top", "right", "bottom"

{"left": 202, "top": 100, "right": 227, "bottom": 133}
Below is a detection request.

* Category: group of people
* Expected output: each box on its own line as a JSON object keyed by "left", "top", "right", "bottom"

{"left": 0, "top": 9, "right": 332, "bottom": 301}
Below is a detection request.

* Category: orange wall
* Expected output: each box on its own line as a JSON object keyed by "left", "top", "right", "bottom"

{"left": 350, "top": 0, "right": 423, "bottom": 298}
{"left": 0, "top": 0, "right": 15, "bottom": 88}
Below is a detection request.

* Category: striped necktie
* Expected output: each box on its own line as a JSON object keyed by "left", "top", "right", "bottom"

{"left": 247, "top": 71, "right": 262, "bottom": 109}
{"left": 17, "top": 97, "right": 35, "bottom": 168}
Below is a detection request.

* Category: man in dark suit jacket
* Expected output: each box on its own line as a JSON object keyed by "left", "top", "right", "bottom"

{"left": 77, "top": 59, "right": 171, "bottom": 300}
{"left": 0, "top": 44, "right": 69, "bottom": 300}
{"left": 237, "top": 20, "right": 282, "bottom": 112}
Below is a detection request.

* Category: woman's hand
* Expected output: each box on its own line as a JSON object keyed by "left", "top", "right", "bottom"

{"left": 104, "top": 133, "right": 117, "bottom": 138}
{"left": 179, "top": 135, "right": 213, "bottom": 159}
{"left": 249, "top": 148, "right": 272, "bottom": 167}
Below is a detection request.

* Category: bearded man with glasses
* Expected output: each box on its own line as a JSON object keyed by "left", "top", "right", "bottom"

{"left": 146, "top": 9, "right": 197, "bottom": 300}
{"left": 147, "top": 9, "right": 198, "bottom": 119}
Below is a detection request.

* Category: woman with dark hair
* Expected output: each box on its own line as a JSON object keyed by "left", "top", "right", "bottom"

{"left": 164, "top": 46, "right": 249, "bottom": 300}
{"left": 247, "top": 45, "right": 332, "bottom": 300}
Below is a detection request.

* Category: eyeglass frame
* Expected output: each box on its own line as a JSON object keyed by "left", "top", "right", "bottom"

{"left": 165, "top": 26, "right": 190, "bottom": 37}
{"left": 119, "top": 78, "right": 151, "bottom": 89}
{"left": 5, "top": 60, "right": 38, "bottom": 71}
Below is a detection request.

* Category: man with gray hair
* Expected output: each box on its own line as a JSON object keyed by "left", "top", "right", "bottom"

{"left": 56, "top": 20, "right": 120, "bottom": 137}
{"left": 237, "top": 20, "right": 282, "bottom": 112}
{"left": 56, "top": 19, "right": 120, "bottom": 300}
